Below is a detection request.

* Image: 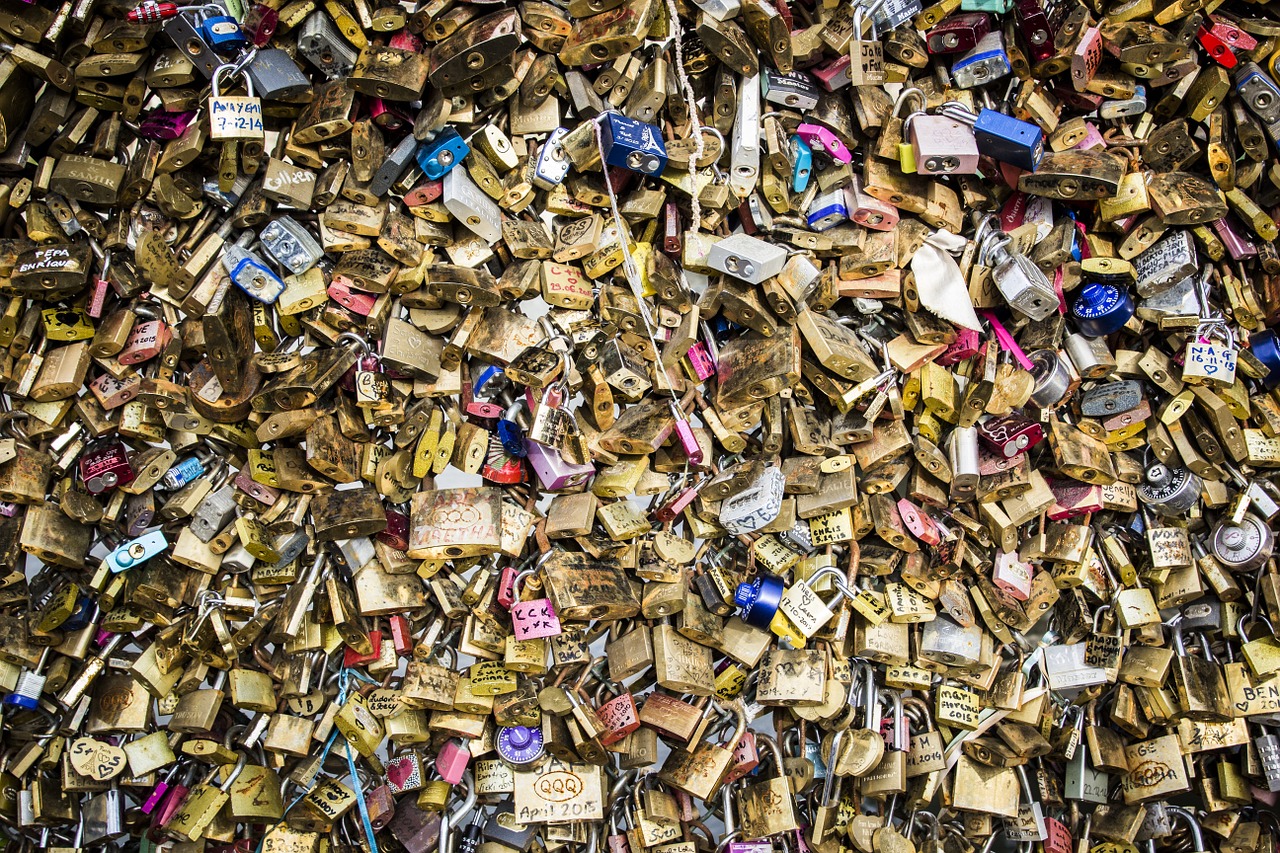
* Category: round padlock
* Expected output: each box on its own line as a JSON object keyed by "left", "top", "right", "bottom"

{"left": 1137, "top": 462, "right": 1203, "bottom": 516}
{"left": 1210, "top": 513, "right": 1275, "bottom": 571}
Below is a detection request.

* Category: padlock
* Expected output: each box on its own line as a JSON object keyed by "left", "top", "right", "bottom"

{"left": 207, "top": 64, "right": 264, "bottom": 143}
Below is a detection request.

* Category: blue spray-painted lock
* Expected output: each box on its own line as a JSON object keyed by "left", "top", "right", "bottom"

{"left": 807, "top": 188, "right": 850, "bottom": 232}
{"left": 791, "top": 135, "right": 813, "bottom": 193}
{"left": 106, "top": 530, "right": 169, "bottom": 574}
{"left": 416, "top": 127, "right": 470, "bottom": 180}
{"left": 1251, "top": 331, "right": 1280, "bottom": 389}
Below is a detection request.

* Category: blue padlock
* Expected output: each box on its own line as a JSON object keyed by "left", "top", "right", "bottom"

{"left": 225, "top": 251, "right": 286, "bottom": 304}
{"left": 496, "top": 402, "right": 528, "bottom": 458}
{"left": 62, "top": 593, "right": 94, "bottom": 631}
{"left": 734, "top": 574, "right": 786, "bottom": 628}
{"left": 599, "top": 111, "right": 667, "bottom": 177}
{"left": 416, "top": 127, "right": 470, "bottom": 180}
{"left": 1251, "top": 330, "right": 1280, "bottom": 389}
{"left": 951, "top": 32, "right": 1011, "bottom": 88}
{"left": 972, "top": 109, "right": 1044, "bottom": 171}
{"left": 201, "top": 14, "right": 248, "bottom": 50}
{"left": 106, "top": 530, "right": 169, "bottom": 573}
{"left": 791, "top": 135, "right": 813, "bottom": 193}
{"left": 807, "top": 188, "right": 849, "bottom": 232}
{"left": 1071, "top": 283, "right": 1134, "bottom": 337}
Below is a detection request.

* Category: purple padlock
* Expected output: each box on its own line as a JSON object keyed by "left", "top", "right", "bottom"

{"left": 137, "top": 111, "right": 196, "bottom": 141}
{"left": 728, "top": 843, "right": 772, "bottom": 853}
{"left": 496, "top": 725, "right": 545, "bottom": 767}
{"left": 526, "top": 441, "right": 594, "bottom": 491}
{"left": 685, "top": 341, "right": 717, "bottom": 381}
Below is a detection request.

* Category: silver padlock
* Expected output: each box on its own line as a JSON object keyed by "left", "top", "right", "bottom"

{"left": 719, "top": 466, "right": 786, "bottom": 534}
{"left": 190, "top": 484, "right": 238, "bottom": 542}
{"left": 260, "top": 216, "right": 324, "bottom": 275}
{"left": 729, "top": 72, "right": 761, "bottom": 199}
{"left": 297, "top": 11, "right": 359, "bottom": 77}
{"left": 1133, "top": 229, "right": 1197, "bottom": 298}
{"left": 707, "top": 233, "right": 787, "bottom": 285}
{"left": 1136, "top": 462, "right": 1202, "bottom": 517}
{"left": 1040, "top": 642, "right": 1108, "bottom": 692}
{"left": 1209, "top": 513, "right": 1274, "bottom": 571}
{"left": 532, "top": 128, "right": 572, "bottom": 190}
{"left": 1063, "top": 333, "right": 1116, "bottom": 380}
{"left": 948, "top": 425, "right": 979, "bottom": 502}
{"left": 444, "top": 165, "right": 503, "bottom": 244}
{"left": 978, "top": 223, "right": 1057, "bottom": 321}
{"left": 919, "top": 616, "right": 982, "bottom": 667}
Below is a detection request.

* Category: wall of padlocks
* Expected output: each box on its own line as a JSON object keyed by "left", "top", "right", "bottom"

{"left": 2, "top": 0, "right": 1280, "bottom": 848}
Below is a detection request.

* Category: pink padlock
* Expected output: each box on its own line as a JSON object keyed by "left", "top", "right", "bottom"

{"left": 89, "top": 373, "right": 140, "bottom": 409}
{"left": 1070, "top": 121, "right": 1107, "bottom": 151}
{"left": 435, "top": 738, "right": 471, "bottom": 784}
{"left": 376, "top": 506, "right": 410, "bottom": 551}
{"left": 671, "top": 401, "right": 703, "bottom": 466}
{"left": 596, "top": 690, "right": 641, "bottom": 745}
{"left": 848, "top": 177, "right": 899, "bottom": 231}
{"left": 234, "top": 466, "right": 280, "bottom": 508}
{"left": 118, "top": 307, "right": 171, "bottom": 365}
{"left": 812, "top": 55, "right": 851, "bottom": 91}
{"left": 497, "top": 565, "right": 519, "bottom": 609}
{"left": 651, "top": 481, "right": 702, "bottom": 524}
{"left": 405, "top": 178, "right": 444, "bottom": 206}
{"left": 897, "top": 498, "right": 941, "bottom": 546}
{"left": 1214, "top": 217, "right": 1258, "bottom": 260}
{"left": 328, "top": 277, "right": 377, "bottom": 316}
{"left": 796, "top": 123, "right": 851, "bottom": 164}
{"left": 685, "top": 341, "right": 716, "bottom": 381}
{"left": 607, "top": 830, "right": 632, "bottom": 853}
{"left": 509, "top": 569, "right": 562, "bottom": 640}
{"left": 992, "top": 549, "right": 1033, "bottom": 601}
{"left": 936, "top": 327, "right": 981, "bottom": 366}
{"left": 1044, "top": 818, "right": 1072, "bottom": 853}
{"left": 388, "top": 30, "right": 424, "bottom": 51}
{"left": 976, "top": 412, "right": 1044, "bottom": 458}
{"left": 137, "top": 110, "right": 196, "bottom": 141}
{"left": 722, "top": 730, "right": 760, "bottom": 784}
{"left": 369, "top": 97, "right": 410, "bottom": 131}
{"left": 1046, "top": 477, "right": 1103, "bottom": 521}
{"left": 88, "top": 277, "right": 110, "bottom": 319}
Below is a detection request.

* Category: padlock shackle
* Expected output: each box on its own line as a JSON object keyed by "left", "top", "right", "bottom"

{"left": 1166, "top": 807, "right": 1204, "bottom": 853}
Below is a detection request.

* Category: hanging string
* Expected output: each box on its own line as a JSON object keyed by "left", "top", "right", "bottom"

{"left": 661, "top": 0, "right": 705, "bottom": 234}
{"left": 593, "top": 118, "right": 682, "bottom": 413}
{"left": 257, "top": 667, "right": 382, "bottom": 853}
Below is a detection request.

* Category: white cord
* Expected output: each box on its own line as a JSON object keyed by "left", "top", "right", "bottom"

{"left": 593, "top": 118, "right": 682, "bottom": 409}
{"left": 662, "top": 0, "right": 705, "bottom": 234}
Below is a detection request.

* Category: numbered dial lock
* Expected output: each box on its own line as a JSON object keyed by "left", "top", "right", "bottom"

{"left": 497, "top": 725, "right": 546, "bottom": 767}
{"left": 1210, "top": 514, "right": 1275, "bottom": 571}
{"left": 1071, "top": 283, "right": 1134, "bottom": 337}
{"left": 1137, "top": 463, "right": 1203, "bottom": 517}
